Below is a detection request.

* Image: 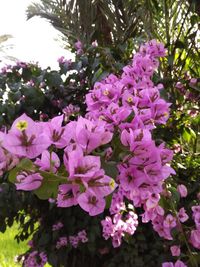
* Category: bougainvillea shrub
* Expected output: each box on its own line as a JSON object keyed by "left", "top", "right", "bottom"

{"left": 0, "top": 40, "right": 200, "bottom": 267}
{"left": 0, "top": 39, "right": 138, "bottom": 267}
{"left": 0, "top": 39, "right": 130, "bottom": 228}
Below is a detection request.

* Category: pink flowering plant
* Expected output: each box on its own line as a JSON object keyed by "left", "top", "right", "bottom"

{"left": 1, "top": 39, "right": 200, "bottom": 267}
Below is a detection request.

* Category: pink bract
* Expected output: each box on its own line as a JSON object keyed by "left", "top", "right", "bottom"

{"left": 16, "top": 172, "right": 43, "bottom": 191}
{"left": 77, "top": 190, "right": 105, "bottom": 216}
{"left": 3, "top": 114, "right": 50, "bottom": 159}
{"left": 35, "top": 150, "right": 60, "bottom": 173}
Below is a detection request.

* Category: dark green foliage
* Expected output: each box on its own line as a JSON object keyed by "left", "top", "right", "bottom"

{"left": 0, "top": 0, "right": 200, "bottom": 266}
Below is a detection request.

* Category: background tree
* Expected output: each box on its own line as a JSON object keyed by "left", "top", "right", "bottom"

{"left": 27, "top": 0, "right": 200, "bottom": 103}
{"left": 0, "top": 34, "right": 16, "bottom": 64}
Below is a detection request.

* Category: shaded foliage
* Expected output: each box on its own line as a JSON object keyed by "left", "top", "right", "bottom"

{"left": 0, "top": 0, "right": 199, "bottom": 266}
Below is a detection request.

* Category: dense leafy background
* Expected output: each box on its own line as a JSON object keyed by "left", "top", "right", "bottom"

{"left": 0, "top": 0, "right": 199, "bottom": 266}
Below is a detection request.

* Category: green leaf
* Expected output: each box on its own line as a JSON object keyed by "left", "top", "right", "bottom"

{"left": 159, "top": 195, "right": 171, "bottom": 210}
{"left": 34, "top": 176, "right": 59, "bottom": 200}
{"left": 169, "top": 187, "right": 180, "bottom": 203}
{"left": 34, "top": 169, "right": 69, "bottom": 200}
{"left": 125, "top": 111, "right": 135, "bottom": 123}
{"left": 182, "top": 127, "right": 196, "bottom": 143}
{"left": 8, "top": 167, "right": 19, "bottom": 183}
{"left": 188, "top": 253, "right": 200, "bottom": 266}
{"left": 92, "top": 68, "right": 102, "bottom": 84}
{"left": 101, "top": 160, "right": 118, "bottom": 179}
{"left": 189, "top": 84, "right": 200, "bottom": 92}
{"left": 17, "top": 158, "right": 35, "bottom": 170}
{"left": 190, "top": 14, "right": 198, "bottom": 26}
{"left": 91, "top": 58, "right": 100, "bottom": 70}
{"left": 8, "top": 91, "right": 21, "bottom": 103}
{"left": 80, "top": 56, "right": 88, "bottom": 66}
{"left": 105, "top": 194, "right": 112, "bottom": 209}
{"left": 45, "top": 71, "right": 63, "bottom": 87}
{"left": 8, "top": 159, "right": 35, "bottom": 184}
{"left": 39, "top": 170, "right": 67, "bottom": 182}
{"left": 168, "top": 55, "right": 174, "bottom": 67}
{"left": 92, "top": 69, "right": 109, "bottom": 84}
{"left": 189, "top": 128, "right": 197, "bottom": 139}
{"left": 97, "top": 71, "right": 109, "bottom": 82}
{"left": 182, "top": 128, "right": 191, "bottom": 142}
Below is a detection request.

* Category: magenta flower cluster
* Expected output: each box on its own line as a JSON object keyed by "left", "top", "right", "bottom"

{"left": 190, "top": 206, "right": 200, "bottom": 249}
{"left": 0, "top": 113, "right": 115, "bottom": 215}
{"left": 24, "top": 251, "right": 47, "bottom": 267}
{"left": 162, "top": 260, "right": 187, "bottom": 267}
{"left": 0, "top": 146, "right": 18, "bottom": 177}
{"left": 102, "top": 209, "right": 138, "bottom": 247}
{"left": 86, "top": 39, "right": 169, "bottom": 130}
{"left": 52, "top": 221, "right": 64, "bottom": 231}
{"left": 56, "top": 229, "right": 88, "bottom": 249}
{"left": 62, "top": 104, "right": 80, "bottom": 121}
{"left": 0, "top": 131, "right": 19, "bottom": 176}
{"left": 1, "top": 40, "right": 198, "bottom": 266}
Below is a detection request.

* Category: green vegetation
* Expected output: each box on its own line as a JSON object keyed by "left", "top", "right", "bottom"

{"left": 0, "top": 223, "right": 28, "bottom": 267}
{"left": 0, "top": 1, "right": 199, "bottom": 266}
{"left": 0, "top": 224, "right": 51, "bottom": 266}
